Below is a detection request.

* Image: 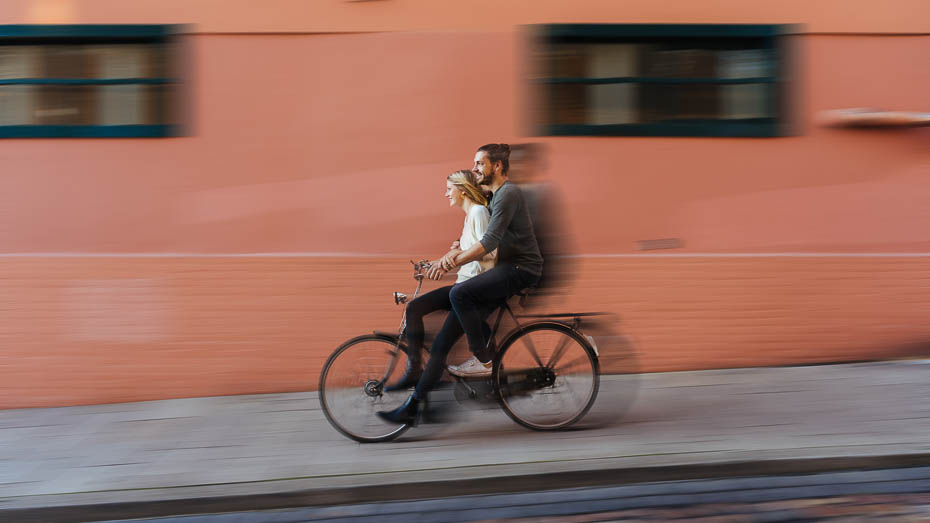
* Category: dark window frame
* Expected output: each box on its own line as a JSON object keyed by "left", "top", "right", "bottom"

{"left": 530, "top": 24, "right": 797, "bottom": 138}
{"left": 0, "top": 24, "right": 184, "bottom": 138}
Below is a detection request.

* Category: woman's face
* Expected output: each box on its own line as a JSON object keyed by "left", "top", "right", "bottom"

{"left": 445, "top": 180, "right": 465, "bottom": 208}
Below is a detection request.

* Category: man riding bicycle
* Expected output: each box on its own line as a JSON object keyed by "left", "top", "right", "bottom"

{"left": 378, "top": 143, "right": 543, "bottom": 424}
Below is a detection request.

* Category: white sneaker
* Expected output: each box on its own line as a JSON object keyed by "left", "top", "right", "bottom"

{"left": 447, "top": 356, "right": 492, "bottom": 378}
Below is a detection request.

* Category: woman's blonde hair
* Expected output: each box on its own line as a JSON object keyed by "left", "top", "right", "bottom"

{"left": 447, "top": 170, "right": 488, "bottom": 207}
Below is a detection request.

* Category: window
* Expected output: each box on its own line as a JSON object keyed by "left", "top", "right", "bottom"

{"left": 530, "top": 24, "right": 795, "bottom": 137}
{"left": 0, "top": 25, "right": 185, "bottom": 138}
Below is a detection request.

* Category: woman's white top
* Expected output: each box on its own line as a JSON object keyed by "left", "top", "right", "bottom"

{"left": 457, "top": 204, "right": 497, "bottom": 283}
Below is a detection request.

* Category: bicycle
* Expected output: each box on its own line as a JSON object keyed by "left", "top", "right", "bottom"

{"left": 318, "top": 260, "right": 601, "bottom": 443}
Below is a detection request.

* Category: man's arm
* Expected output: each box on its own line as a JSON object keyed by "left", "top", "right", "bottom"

{"left": 443, "top": 241, "right": 487, "bottom": 271}
{"left": 426, "top": 245, "right": 463, "bottom": 280}
{"left": 478, "top": 186, "right": 519, "bottom": 257}
{"left": 442, "top": 187, "right": 518, "bottom": 271}
{"left": 437, "top": 246, "right": 462, "bottom": 273}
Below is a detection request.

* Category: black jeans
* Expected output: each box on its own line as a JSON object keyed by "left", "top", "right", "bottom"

{"left": 404, "top": 285, "right": 454, "bottom": 359}
{"left": 411, "top": 286, "right": 494, "bottom": 400}
{"left": 449, "top": 263, "right": 539, "bottom": 365}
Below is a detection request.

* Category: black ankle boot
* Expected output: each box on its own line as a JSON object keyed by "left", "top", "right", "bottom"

{"left": 377, "top": 395, "right": 421, "bottom": 425}
{"left": 384, "top": 358, "right": 422, "bottom": 392}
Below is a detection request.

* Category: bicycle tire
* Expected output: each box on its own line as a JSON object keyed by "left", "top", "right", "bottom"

{"left": 318, "top": 333, "right": 412, "bottom": 443}
{"left": 493, "top": 322, "right": 600, "bottom": 431}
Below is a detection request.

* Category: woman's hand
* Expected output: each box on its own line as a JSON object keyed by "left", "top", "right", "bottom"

{"left": 450, "top": 240, "right": 460, "bottom": 250}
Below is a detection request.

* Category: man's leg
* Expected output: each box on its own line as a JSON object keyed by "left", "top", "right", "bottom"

{"left": 449, "top": 264, "right": 538, "bottom": 362}
{"left": 446, "top": 303, "right": 498, "bottom": 374}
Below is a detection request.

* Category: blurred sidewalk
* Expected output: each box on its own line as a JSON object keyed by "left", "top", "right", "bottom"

{"left": 2, "top": 360, "right": 929, "bottom": 520}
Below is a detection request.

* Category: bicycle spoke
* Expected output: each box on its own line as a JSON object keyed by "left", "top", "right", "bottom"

{"left": 380, "top": 346, "right": 403, "bottom": 383}
{"left": 555, "top": 372, "right": 592, "bottom": 415}
{"left": 545, "top": 331, "right": 573, "bottom": 369}
{"left": 496, "top": 324, "right": 599, "bottom": 431}
{"left": 553, "top": 354, "right": 595, "bottom": 373}
{"left": 319, "top": 335, "right": 412, "bottom": 442}
{"left": 517, "top": 329, "right": 546, "bottom": 368}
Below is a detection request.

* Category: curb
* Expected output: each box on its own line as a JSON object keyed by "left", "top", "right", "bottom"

{"left": 5, "top": 453, "right": 930, "bottom": 523}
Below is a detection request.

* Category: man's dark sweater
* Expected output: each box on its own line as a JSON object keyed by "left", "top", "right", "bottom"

{"left": 479, "top": 181, "right": 543, "bottom": 276}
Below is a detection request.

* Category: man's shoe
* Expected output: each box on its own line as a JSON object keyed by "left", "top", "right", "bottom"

{"left": 384, "top": 360, "right": 421, "bottom": 392}
{"left": 447, "top": 356, "right": 492, "bottom": 378}
{"left": 377, "top": 395, "right": 421, "bottom": 425}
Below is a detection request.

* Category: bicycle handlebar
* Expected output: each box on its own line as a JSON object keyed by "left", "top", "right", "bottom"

{"left": 411, "top": 259, "right": 432, "bottom": 279}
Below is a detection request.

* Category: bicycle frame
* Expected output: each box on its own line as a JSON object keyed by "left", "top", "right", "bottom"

{"left": 470, "top": 299, "right": 596, "bottom": 378}
{"left": 376, "top": 261, "right": 599, "bottom": 393}
{"left": 375, "top": 260, "right": 431, "bottom": 388}
{"left": 319, "top": 263, "right": 609, "bottom": 441}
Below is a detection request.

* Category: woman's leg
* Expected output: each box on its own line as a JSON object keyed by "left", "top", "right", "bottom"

{"left": 378, "top": 292, "right": 464, "bottom": 423}
{"left": 380, "top": 302, "right": 489, "bottom": 422}
{"left": 385, "top": 285, "right": 453, "bottom": 392}
{"left": 404, "top": 285, "right": 453, "bottom": 358}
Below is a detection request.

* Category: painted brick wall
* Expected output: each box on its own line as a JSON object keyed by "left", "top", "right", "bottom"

{"left": 2, "top": 255, "right": 927, "bottom": 408}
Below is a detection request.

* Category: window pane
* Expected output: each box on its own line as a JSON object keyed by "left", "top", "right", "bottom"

{"left": 98, "top": 85, "right": 144, "bottom": 125}
{"left": 640, "top": 46, "right": 717, "bottom": 78}
{"left": 545, "top": 43, "right": 638, "bottom": 79}
{"left": 547, "top": 84, "right": 587, "bottom": 125}
{"left": 722, "top": 84, "right": 770, "bottom": 119}
{"left": 40, "top": 45, "right": 93, "bottom": 78}
{"left": 585, "top": 44, "right": 637, "bottom": 78}
{"left": 0, "top": 85, "right": 34, "bottom": 124}
{"left": 587, "top": 84, "right": 637, "bottom": 124}
{"left": 546, "top": 44, "right": 587, "bottom": 78}
{"left": 535, "top": 26, "right": 785, "bottom": 136}
{"left": 97, "top": 84, "right": 177, "bottom": 126}
{"left": 35, "top": 86, "right": 95, "bottom": 125}
{"left": 146, "top": 83, "right": 177, "bottom": 125}
{"left": 639, "top": 84, "right": 719, "bottom": 122}
{"left": 147, "top": 43, "right": 171, "bottom": 79}
{"left": 0, "top": 46, "right": 40, "bottom": 79}
{"left": 90, "top": 44, "right": 149, "bottom": 78}
{"left": 718, "top": 49, "right": 772, "bottom": 78}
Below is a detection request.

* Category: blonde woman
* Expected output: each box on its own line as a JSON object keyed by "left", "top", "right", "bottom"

{"left": 384, "top": 170, "right": 496, "bottom": 393}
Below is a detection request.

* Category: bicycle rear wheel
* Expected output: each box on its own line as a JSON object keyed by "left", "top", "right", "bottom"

{"left": 319, "top": 334, "right": 412, "bottom": 443}
{"left": 494, "top": 322, "right": 599, "bottom": 431}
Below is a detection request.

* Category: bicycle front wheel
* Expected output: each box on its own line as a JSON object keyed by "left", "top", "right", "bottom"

{"left": 494, "top": 322, "right": 600, "bottom": 431}
{"left": 319, "top": 334, "right": 412, "bottom": 443}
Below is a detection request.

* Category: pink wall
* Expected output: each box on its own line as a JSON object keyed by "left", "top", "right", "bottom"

{"left": 3, "top": 255, "right": 929, "bottom": 409}
{"left": 0, "top": 3, "right": 928, "bottom": 407}
{"left": 1, "top": 34, "right": 927, "bottom": 256}
{"left": 0, "top": 33, "right": 519, "bottom": 253}
{"left": 5, "top": 0, "right": 929, "bottom": 33}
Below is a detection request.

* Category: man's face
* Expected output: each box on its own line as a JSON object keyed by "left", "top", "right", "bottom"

{"left": 472, "top": 151, "right": 496, "bottom": 186}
